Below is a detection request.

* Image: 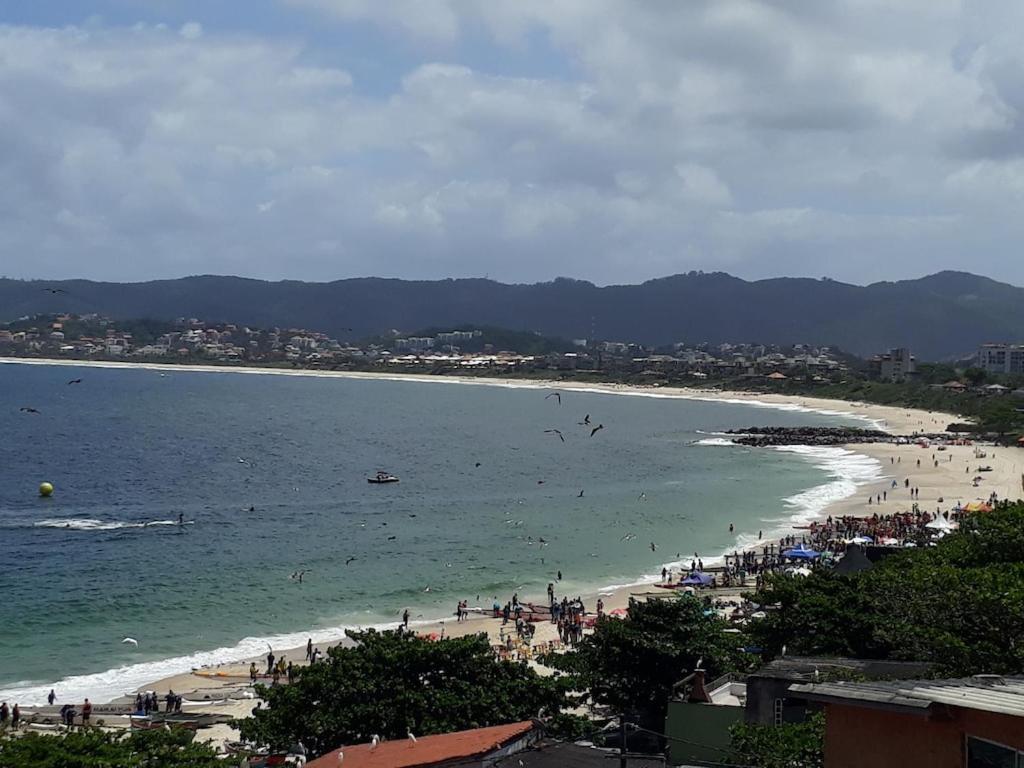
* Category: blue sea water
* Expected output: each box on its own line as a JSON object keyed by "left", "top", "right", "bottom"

{"left": 0, "top": 362, "right": 880, "bottom": 704}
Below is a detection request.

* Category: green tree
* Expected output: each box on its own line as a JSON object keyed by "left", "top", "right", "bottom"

{"left": 545, "top": 596, "right": 746, "bottom": 727}
{"left": 747, "top": 503, "right": 1024, "bottom": 676}
{"left": 0, "top": 728, "right": 223, "bottom": 767}
{"left": 237, "top": 629, "right": 578, "bottom": 757}
{"left": 729, "top": 712, "right": 824, "bottom": 768}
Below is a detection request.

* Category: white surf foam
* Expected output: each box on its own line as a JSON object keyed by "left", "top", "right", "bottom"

{"left": 694, "top": 437, "right": 737, "bottom": 447}
{"left": 0, "top": 610, "right": 445, "bottom": 707}
{"left": 33, "top": 518, "right": 193, "bottom": 531}
{"left": 769, "top": 445, "right": 885, "bottom": 528}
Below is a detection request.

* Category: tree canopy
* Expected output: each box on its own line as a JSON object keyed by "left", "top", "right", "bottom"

{"left": 748, "top": 502, "right": 1024, "bottom": 676}
{"left": 0, "top": 729, "right": 223, "bottom": 768}
{"left": 237, "top": 629, "right": 578, "bottom": 757}
{"left": 545, "top": 596, "right": 746, "bottom": 726}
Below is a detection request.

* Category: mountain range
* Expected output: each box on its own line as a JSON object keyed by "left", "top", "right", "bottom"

{"left": 2, "top": 271, "right": 1022, "bottom": 360}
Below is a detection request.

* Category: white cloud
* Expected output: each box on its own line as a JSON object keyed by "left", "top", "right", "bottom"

{"left": 5, "top": 4, "right": 1024, "bottom": 285}
{"left": 179, "top": 22, "right": 203, "bottom": 40}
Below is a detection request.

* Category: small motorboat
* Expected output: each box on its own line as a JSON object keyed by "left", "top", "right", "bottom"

{"left": 368, "top": 471, "right": 400, "bottom": 484}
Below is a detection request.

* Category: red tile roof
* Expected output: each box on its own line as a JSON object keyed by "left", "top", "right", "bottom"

{"left": 306, "top": 721, "right": 536, "bottom": 768}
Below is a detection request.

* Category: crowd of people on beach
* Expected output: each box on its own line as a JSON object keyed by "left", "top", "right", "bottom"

{"left": 134, "top": 690, "right": 181, "bottom": 715}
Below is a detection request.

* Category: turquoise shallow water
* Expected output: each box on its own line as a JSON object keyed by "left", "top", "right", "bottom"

{"left": 0, "top": 363, "right": 869, "bottom": 704}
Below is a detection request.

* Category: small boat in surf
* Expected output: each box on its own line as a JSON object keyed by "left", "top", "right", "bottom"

{"left": 367, "top": 471, "right": 400, "bottom": 484}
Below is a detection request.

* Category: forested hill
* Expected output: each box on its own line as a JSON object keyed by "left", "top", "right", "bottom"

{"left": 2, "top": 270, "right": 1022, "bottom": 360}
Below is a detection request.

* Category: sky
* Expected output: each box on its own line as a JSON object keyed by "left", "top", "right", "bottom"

{"left": 2, "top": 1, "right": 1024, "bottom": 286}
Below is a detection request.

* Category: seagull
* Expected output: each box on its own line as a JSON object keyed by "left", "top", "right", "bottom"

{"left": 545, "top": 392, "right": 561, "bottom": 405}
{"left": 590, "top": 424, "right": 605, "bottom": 437}
{"left": 66, "top": 378, "right": 83, "bottom": 385}
{"left": 387, "top": 535, "right": 397, "bottom": 541}
{"left": 290, "top": 570, "right": 310, "bottom": 583}
{"left": 577, "top": 489, "right": 584, "bottom": 498}
{"left": 422, "top": 586, "right": 430, "bottom": 593}
{"left": 121, "top": 637, "right": 139, "bottom": 646}
{"left": 41, "top": 287, "right": 67, "bottom": 294}
{"left": 638, "top": 492, "right": 647, "bottom": 501}
{"left": 474, "top": 462, "right": 482, "bottom": 468}
{"left": 650, "top": 542, "right": 657, "bottom": 552}
{"left": 578, "top": 414, "right": 591, "bottom": 426}
{"left": 345, "top": 557, "right": 357, "bottom": 566}
{"left": 544, "top": 429, "right": 565, "bottom": 442}
{"left": 19, "top": 407, "right": 40, "bottom": 414}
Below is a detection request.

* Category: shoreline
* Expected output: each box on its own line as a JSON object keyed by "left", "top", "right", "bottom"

{"left": 6, "top": 356, "right": 1018, "bottom": 715}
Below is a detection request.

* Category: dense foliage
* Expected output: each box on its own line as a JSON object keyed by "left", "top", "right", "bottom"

{"left": 544, "top": 596, "right": 747, "bottom": 726}
{"left": 748, "top": 502, "right": 1024, "bottom": 676}
{"left": 237, "top": 629, "right": 579, "bottom": 757}
{"left": 729, "top": 713, "right": 825, "bottom": 768}
{"left": 0, "top": 729, "right": 223, "bottom": 767}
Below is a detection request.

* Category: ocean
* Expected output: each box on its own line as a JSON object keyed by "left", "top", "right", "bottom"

{"left": 0, "top": 362, "right": 881, "bottom": 705}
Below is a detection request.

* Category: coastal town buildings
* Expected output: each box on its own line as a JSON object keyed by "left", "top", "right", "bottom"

{"left": 977, "top": 343, "right": 1024, "bottom": 375}
{"left": 0, "top": 314, "right": 853, "bottom": 383}
{"left": 870, "top": 347, "right": 916, "bottom": 381}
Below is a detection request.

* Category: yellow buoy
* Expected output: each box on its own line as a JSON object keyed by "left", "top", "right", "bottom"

{"left": 39, "top": 482, "right": 54, "bottom": 497}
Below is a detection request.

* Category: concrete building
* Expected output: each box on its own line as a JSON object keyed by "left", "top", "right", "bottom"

{"left": 977, "top": 343, "right": 1024, "bottom": 375}
{"left": 871, "top": 347, "right": 916, "bottom": 382}
{"left": 792, "top": 675, "right": 1024, "bottom": 768}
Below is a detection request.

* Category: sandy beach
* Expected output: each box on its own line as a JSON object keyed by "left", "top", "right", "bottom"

{"left": 5, "top": 358, "right": 1023, "bottom": 746}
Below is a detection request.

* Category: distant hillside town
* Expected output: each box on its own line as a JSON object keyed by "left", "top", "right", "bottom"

{"left": 4, "top": 315, "right": 1024, "bottom": 398}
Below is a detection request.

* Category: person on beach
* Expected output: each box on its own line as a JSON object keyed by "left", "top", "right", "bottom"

{"left": 135, "top": 693, "right": 144, "bottom": 713}
{"left": 402, "top": 609, "right": 410, "bottom": 629}
{"left": 661, "top": 567, "right": 668, "bottom": 582}
{"left": 306, "top": 638, "right": 313, "bottom": 661}
{"left": 249, "top": 662, "right": 258, "bottom": 684}
{"left": 10, "top": 703, "right": 19, "bottom": 730}
{"left": 729, "top": 523, "right": 734, "bottom": 533}
{"left": 48, "top": 689, "right": 56, "bottom": 706}
{"left": 81, "top": 698, "right": 91, "bottom": 727}
{"left": 266, "top": 650, "right": 275, "bottom": 674}
{"left": 557, "top": 570, "right": 562, "bottom": 581}
{"left": 165, "top": 691, "right": 175, "bottom": 713}
{"left": 0, "top": 701, "right": 8, "bottom": 727}
{"left": 287, "top": 661, "right": 295, "bottom": 684}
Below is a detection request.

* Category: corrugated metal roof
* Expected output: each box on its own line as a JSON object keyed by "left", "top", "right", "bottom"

{"left": 791, "top": 676, "right": 1024, "bottom": 717}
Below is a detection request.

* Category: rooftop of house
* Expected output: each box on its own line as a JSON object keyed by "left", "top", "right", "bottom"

{"left": 790, "top": 675, "right": 1024, "bottom": 717}
{"left": 750, "top": 656, "right": 933, "bottom": 683}
{"left": 492, "top": 740, "right": 665, "bottom": 767}
{"left": 305, "top": 721, "right": 536, "bottom": 768}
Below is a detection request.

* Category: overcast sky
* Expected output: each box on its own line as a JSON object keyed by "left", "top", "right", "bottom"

{"left": 2, "top": 1, "right": 1024, "bottom": 286}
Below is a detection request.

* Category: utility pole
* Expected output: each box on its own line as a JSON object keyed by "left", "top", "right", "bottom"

{"left": 619, "top": 714, "right": 627, "bottom": 768}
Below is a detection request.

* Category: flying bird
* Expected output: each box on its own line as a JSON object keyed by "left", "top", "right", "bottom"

{"left": 474, "top": 462, "right": 482, "bottom": 468}
{"left": 387, "top": 535, "right": 397, "bottom": 541}
{"left": 590, "top": 424, "right": 605, "bottom": 437}
{"left": 41, "top": 287, "right": 67, "bottom": 294}
{"left": 66, "top": 378, "right": 83, "bottom": 385}
{"left": 544, "top": 429, "right": 565, "bottom": 442}
{"left": 345, "top": 557, "right": 357, "bottom": 566}
{"left": 578, "top": 414, "right": 591, "bottom": 426}
{"left": 121, "top": 637, "right": 139, "bottom": 646}
{"left": 577, "top": 490, "right": 585, "bottom": 498}
{"left": 544, "top": 392, "right": 561, "bottom": 405}
{"left": 19, "top": 407, "right": 40, "bottom": 414}
{"left": 650, "top": 542, "right": 658, "bottom": 552}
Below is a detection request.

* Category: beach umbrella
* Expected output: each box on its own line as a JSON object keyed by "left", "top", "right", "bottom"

{"left": 782, "top": 545, "right": 821, "bottom": 560}
{"left": 926, "top": 517, "right": 957, "bottom": 531}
